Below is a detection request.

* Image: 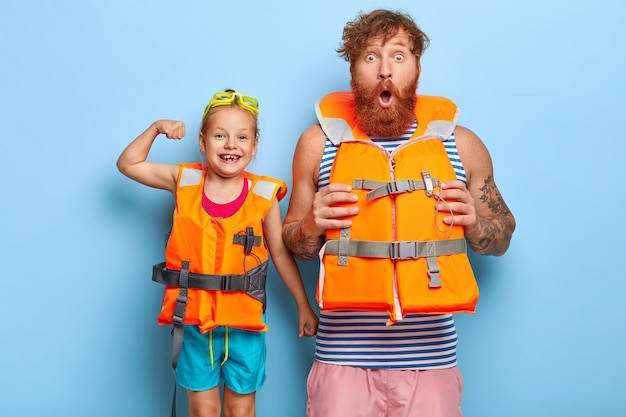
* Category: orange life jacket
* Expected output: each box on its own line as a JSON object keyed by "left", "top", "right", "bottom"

{"left": 152, "top": 162, "right": 287, "bottom": 334}
{"left": 315, "top": 92, "right": 478, "bottom": 323}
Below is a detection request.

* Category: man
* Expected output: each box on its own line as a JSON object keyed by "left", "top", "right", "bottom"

{"left": 282, "top": 9, "right": 515, "bottom": 417}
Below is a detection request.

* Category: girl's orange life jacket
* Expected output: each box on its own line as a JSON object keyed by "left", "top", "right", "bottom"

{"left": 152, "top": 162, "right": 287, "bottom": 334}
{"left": 315, "top": 92, "right": 478, "bottom": 324}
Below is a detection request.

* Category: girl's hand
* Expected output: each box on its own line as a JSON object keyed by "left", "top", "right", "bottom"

{"left": 298, "top": 306, "right": 319, "bottom": 337}
{"left": 155, "top": 120, "right": 185, "bottom": 140}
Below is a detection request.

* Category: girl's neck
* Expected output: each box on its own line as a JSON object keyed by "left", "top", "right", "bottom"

{"left": 202, "top": 172, "right": 245, "bottom": 204}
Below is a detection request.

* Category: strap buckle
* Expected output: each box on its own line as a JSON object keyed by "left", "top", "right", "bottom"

{"left": 390, "top": 241, "right": 418, "bottom": 260}
{"left": 221, "top": 275, "right": 236, "bottom": 291}
{"left": 233, "top": 227, "right": 262, "bottom": 255}
{"left": 244, "top": 227, "right": 255, "bottom": 254}
{"left": 386, "top": 179, "right": 412, "bottom": 195}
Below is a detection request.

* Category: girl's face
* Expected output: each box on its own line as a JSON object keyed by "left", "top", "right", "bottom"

{"left": 199, "top": 106, "right": 258, "bottom": 179}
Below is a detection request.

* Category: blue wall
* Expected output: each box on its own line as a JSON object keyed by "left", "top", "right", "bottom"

{"left": 2, "top": 1, "right": 625, "bottom": 416}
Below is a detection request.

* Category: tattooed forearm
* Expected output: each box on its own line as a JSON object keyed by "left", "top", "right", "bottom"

{"left": 479, "top": 176, "right": 512, "bottom": 216}
{"left": 469, "top": 216, "right": 515, "bottom": 256}
{"left": 467, "top": 176, "right": 516, "bottom": 256}
{"left": 282, "top": 222, "right": 326, "bottom": 260}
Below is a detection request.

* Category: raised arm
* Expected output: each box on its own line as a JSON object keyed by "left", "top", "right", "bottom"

{"left": 116, "top": 120, "right": 185, "bottom": 193}
{"left": 282, "top": 125, "right": 358, "bottom": 260}
{"left": 438, "top": 125, "right": 515, "bottom": 256}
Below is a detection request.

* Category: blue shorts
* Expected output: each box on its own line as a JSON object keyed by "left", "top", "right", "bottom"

{"left": 176, "top": 325, "right": 267, "bottom": 394}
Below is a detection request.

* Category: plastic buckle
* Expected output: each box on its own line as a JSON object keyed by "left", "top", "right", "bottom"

{"left": 386, "top": 181, "right": 398, "bottom": 195}
{"left": 390, "top": 241, "right": 417, "bottom": 260}
{"left": 428, "top": 271, "right": 442, "bottom": 288}
{"left": 221, "top": 276, "right": 233, "bottom": 291}
{"left": 244, "top": 227, "right": 255, "bottom": 254}
{"left": 399, "top": 241, "right": 417, "bottom": 259}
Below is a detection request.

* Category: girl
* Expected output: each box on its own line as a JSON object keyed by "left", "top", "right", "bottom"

{"left": 117, "top": 90, "right": 318, "bottom": 417}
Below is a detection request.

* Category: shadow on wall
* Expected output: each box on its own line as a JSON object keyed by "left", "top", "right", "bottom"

{"left": 106, "top": 175, "right": 180, "bottom": 406}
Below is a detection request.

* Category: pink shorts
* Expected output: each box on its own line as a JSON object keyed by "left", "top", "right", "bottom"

{"left": 306, "top": 361, "right": 463, "bottom": 417}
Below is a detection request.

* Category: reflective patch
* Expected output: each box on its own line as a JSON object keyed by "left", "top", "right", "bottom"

{"left": 179, "top": 168, "right": 203, "bottom": 187}
{"left": 322, "top": 117, "right": 354, "bottom": 145}
{"left": 251, "top": 180, "right": 278, "bottom": 201}
{"left": 424, "top": 120, "right": 455, "bottom": 140}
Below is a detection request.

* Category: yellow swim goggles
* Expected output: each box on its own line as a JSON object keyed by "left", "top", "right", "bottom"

{"left": 203, "top": 91, "right": 259, "bottom": 118}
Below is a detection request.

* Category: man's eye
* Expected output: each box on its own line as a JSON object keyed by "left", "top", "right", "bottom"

{"left": 366, "top": 54, "right": 376, "bottom": 61}
{"left": 394, "top": 54, "right": 404, "bottom": 62}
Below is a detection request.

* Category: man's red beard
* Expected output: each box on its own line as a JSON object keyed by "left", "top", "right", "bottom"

{"left": 352, "top": 78, "right": 418, "bottom": 138}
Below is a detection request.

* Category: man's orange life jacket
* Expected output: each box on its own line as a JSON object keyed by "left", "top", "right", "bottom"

{"left": 152, "top": 162, "right": 287, "bottom": 334}
{"left": 315, "top": 92, "right": 478, "bottom": 324}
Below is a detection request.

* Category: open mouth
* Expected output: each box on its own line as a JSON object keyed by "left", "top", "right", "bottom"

{"left": 378, "top": 89, "right": 393, "bottom": 108}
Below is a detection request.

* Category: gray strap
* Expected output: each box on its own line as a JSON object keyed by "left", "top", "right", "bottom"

{"left": 152, "top": 261, "right": 267, "bottom": 292}
{"left": 426, "top": 255, "right": 442, "bottom": 288}
{"left": 352, "top": 179, "right": 385, "bottom": 191}
{"left": 338, "top": 228, "right": 350, "bottom": 266}
{"left": 369, "top": 179, "right": 437, "bottom": 201}
{"left": 171, "top": 385, "right": 178, "bottom": 417}
{"left": 423, "top": 241, "right": 442, "bottom": 288}
{"left": 325, "top": 238, "right": 467, "bottom": 260}
{"left": 170, "top": 261, "right": 189, "bottom": 372}
{"left": 232, "top": 227, "right": 262, "bottom": 255}
{"left": 352, "top": 176, "right": 440, "bottom": 201}
{"left": 325, "top": 238, "right": 465, "bottom": 289}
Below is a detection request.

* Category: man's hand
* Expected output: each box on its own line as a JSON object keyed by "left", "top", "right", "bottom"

{"left": 283, "top": 183, "right": 359, "bottom": 260}
{"left": 437, "top": 180, "right": 477, "bottom": 229}
{"left": 305, "top": 183, "right": 359, "bottom": 235}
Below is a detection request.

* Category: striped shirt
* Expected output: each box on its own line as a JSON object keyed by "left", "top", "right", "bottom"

{"left": 316, "top": 121, "right": 466, "bottom": 369}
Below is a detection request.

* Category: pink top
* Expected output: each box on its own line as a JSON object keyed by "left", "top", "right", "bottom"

{"left": 202, "top": 179, "right": 249, "bottom": 218}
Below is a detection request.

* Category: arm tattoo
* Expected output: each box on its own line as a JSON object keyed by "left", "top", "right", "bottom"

{"left": 479, "top": 176, "right": 511, "bottom": 216}
{"left": 283, "top": 223, "right": 325, "bottom": 261}
{"left": 471, "top": 176, "right": 515, "bottom": 256}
